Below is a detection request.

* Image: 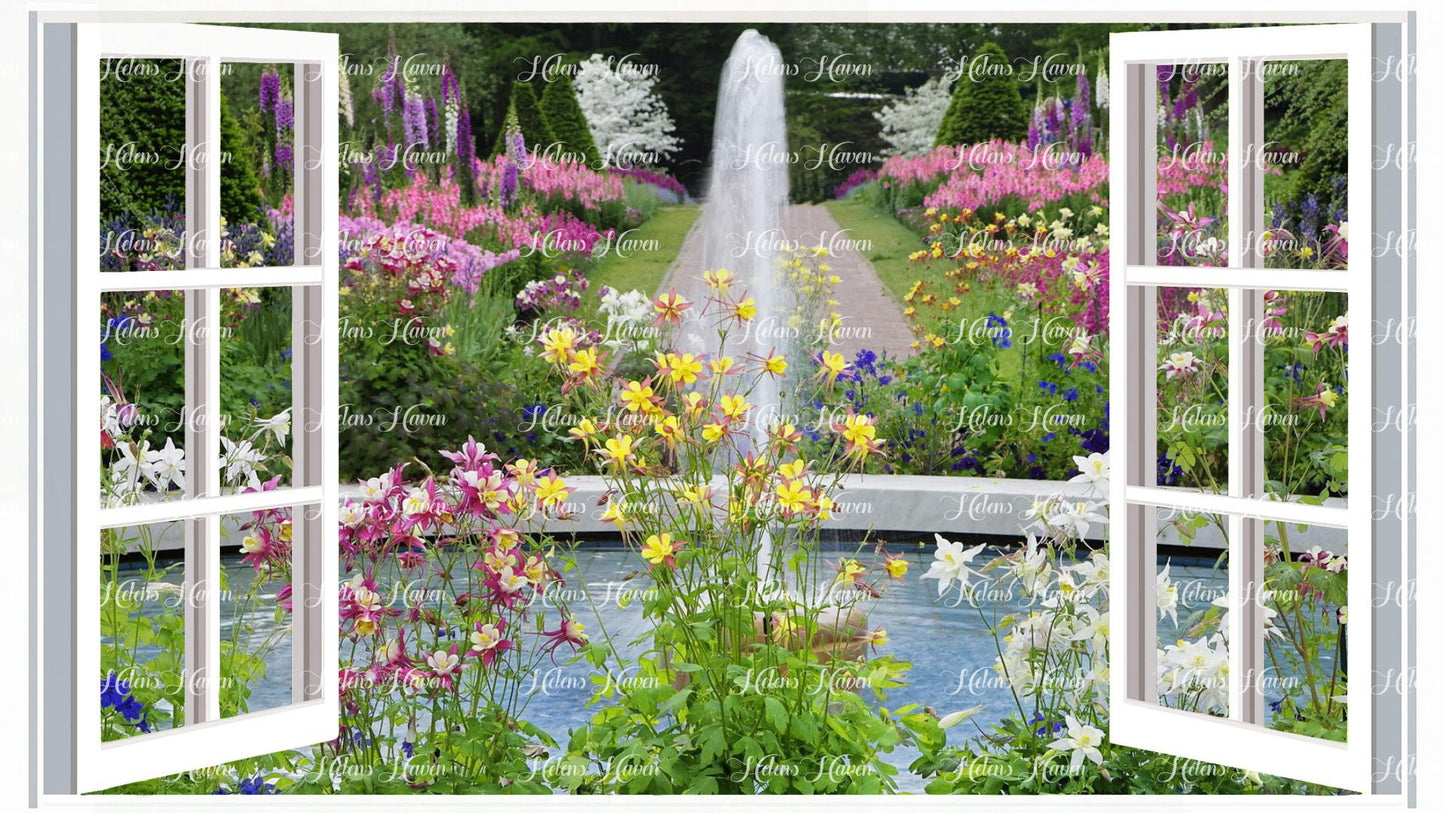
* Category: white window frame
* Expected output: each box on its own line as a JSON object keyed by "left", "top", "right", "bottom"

{"left": 1108, "top": 22, "right": 1412, "bottom": 794}
{"left": 41, "top": 22, "right": 339, "bottom": 793}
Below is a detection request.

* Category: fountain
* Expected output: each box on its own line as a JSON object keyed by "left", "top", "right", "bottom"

{"left": 677, "top": 29, "right": 795, "bottom": 447}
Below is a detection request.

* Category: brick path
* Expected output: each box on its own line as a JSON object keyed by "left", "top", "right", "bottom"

{"left": 657, "top": 203, "right": 915, "bottom": 363}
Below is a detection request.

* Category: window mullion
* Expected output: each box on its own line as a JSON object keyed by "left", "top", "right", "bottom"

{"left": 291, "top": 60, "right": 325, "bottom": 704}
{"left": 1226, "top": 56, "right": 1267, "bottom": 727}
{"left": 182, "top": 55, "right": 222, "bottom": 726}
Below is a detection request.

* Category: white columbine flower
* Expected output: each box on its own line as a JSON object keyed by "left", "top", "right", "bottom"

{"left": 254, "top": 409, "right": 291, "bottom": 445}
{"left": 920, "top": 533, "right": 987, "bottom": 600}
{"left": 1048, "top": 715, "right": 1105, "bottom": 773}
{"left": 220, "top": 435, "right": 266, "bottom": 489}
{"left": 1156, "top": 564, "right": 1179, "bottom": 624}
{"left": 1069, "top": 452, "right": 1110, "bottom": 487}
{"left": 142, "top": 437, "right": 186, "bottom": 492}
{"left": 1048, "top": 501, "right": 1108, "bottom": 539}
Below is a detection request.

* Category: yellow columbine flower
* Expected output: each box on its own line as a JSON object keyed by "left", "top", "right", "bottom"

{"left": 885, "top": 558, "right": 909, "bottom": 579}
{"left": 535, "top": 475, "right": 569, "bottom": 509}
{"left": 703, "top": 268, "right": 734, "bottom": 293}
{"left": 701, "top": 422, "right": 728, "bottom": 443}
{"left": 569, "top": 418, "right": 599, "bottom": 442}
{"left": 775, "top": 479, "right": 812, "bottom": 513}
{"left": 600, "top": 500, "right": 629, "bottom": 529}
{"left": 654, "top": 415, "right": 684, "bottom": 445}
{"left": 834, "top": 558, "right": 866, "bottom": 586}
{"left": 720, "top": 394, "right": 749, "bottom": 420}
{"left": 508, "top": 459, "right": 539, "bottom": 487}
{"left": 770, "top": 614, "right": 799, "bottom": 644}
{"left": 601, "top": 434, "right": 636, "bottom": 466}
{"left": 568, "top": 347, "right": 602, "bottom": 378}
{"left": 681, "top": 391, "right": 706, "bottom": 419}
{"left": 777, "top": 459, "right": 808, "bottom": 480}
{"left": 839, "top": 414, "right": 876, "bottom": 446}
{"left": 640, "top": 533, "right": 682, "bottom": 569}
{"left": 620, "top": 380, "right": 655, "bottom": 412}
{"left": 818, "top": 351, "right": 849, "bottom": 384}
{"left": 762, "top": 354, "right": 788, "bottom": 377}
{"left": 676, "top": 483, "right": 711, "bottom": 505}
{"left": 670, "top": 353, "right": 703, "bottom": 385}
{"left": 539, "top": 326, "right": 577, "bottom": 365}
{"left": 731, "top": 297, "right": 758, "bottom": 323}
{"left": 710, "top": 355, "right": 736, "bottom": 375}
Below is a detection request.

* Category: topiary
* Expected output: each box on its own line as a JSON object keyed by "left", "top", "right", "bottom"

{"left": 539, "top": 73, "right": 600, "bottom": 168}
{"left": 934, "top": 42, "right": 1030, "bottom": 147}
{"left": 505, "top": 80, "right": 554, "bottom": 155}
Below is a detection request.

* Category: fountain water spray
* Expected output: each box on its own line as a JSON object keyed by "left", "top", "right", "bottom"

{"left": 677, "top": 29, "right": 794, "bottom": 564}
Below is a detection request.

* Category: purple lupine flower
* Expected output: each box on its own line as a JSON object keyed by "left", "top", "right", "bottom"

{"left": 259, "top": 71, "right": 280, "bottom": 114}
{"left": 425, "top": 95, "right": 440, "bottom": 149}
{"left": 500, "top": 161, "right": 518, "bottom": 208}
{"left": 372, "top": 53, "right": 400, "bottom": 121}
{"left": 508, "top": 130, "right": 526, "bottom": 165}
{"left": 1073, "top": 69, "right": 1091, "bottom": 130}
{"left": 441, "top": 64, "right": 460, "bottom": 104}
{"left": 1026, "top": 108, "right": 1042, "bottom": 151}
{"left": 274, "top": 141, "right": 293, "bottom": 173}
{"left": 274, "top": 97, "right": 293, "bottom": 132}
{"left": 1044, "top": 98, "right": 1063, "bottom": 140}
{"left": 1173, "top": 77, "right": 1198, "bottom": 120}
{"left": 402, "top": 95, "right": 428, "bottom": 150}
{"left": 457, "top": 106, "right": 475, "bottom": 173}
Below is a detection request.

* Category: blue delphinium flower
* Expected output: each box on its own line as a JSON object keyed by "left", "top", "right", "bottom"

{"left": 1157, "top": 452, "right": 1184, "bottom": 486}
{"left": 1038, "top": 380, "right": 1058, "bottom": 396}
{"left": 101, "top": 673, "right": 152, "bottom": 733}
{"left": 101, "top": 342, "right": 113, "bottom": 362}
{"left": 213, "top": 775, "right": 279, "bottom": 795}
{"left": 1063, "top": 387, "right": 1079, "bottom": 402}
{"left": 985, "top": 313, "right": 1012, "bottom": 348}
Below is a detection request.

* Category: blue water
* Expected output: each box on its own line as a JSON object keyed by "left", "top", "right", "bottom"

{"left": 124, "top": 546, "right": 1235, "bottom": 791}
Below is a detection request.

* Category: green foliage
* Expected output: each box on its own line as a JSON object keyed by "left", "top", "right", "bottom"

{"left": 934, "top": 42, "right": 1030, "bottom": 147}
{"left": 1264, "top": 59, "right": 1348, "bottom": 219}
{"left": 99, "top": 59, "right": 263, "bottom": 225}
{"left": 785, "top": 91, "right": 887, "bottom": 204}
{"left": 539, "top": 73, "right": 600, "bottom": 167}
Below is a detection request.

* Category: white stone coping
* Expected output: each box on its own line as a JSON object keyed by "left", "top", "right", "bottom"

{"left": 124, "top": 476, "right": 1347, "bottom": 554}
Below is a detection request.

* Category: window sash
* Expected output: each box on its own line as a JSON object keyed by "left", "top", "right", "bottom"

{"left": 69, "top": 22, "right": 339, "bottom": 794}
{"left": 1108, "top": 22, "right": 1383, "bottom": 793}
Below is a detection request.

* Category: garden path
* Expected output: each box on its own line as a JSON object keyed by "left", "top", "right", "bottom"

{"left": 657, "top": 203, "right": 916, "bottom": 362}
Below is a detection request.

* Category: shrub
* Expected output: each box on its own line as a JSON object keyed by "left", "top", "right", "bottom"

{"left": 540, "top": 73, "right": 602, "bottom": 168}
{"left": 934, "top": 43, "right": 1030, "bottom": 147}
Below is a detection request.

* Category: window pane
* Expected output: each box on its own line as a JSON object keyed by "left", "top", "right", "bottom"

{"left": 1260, "top": 519, "right": 1349, "bottom": 742}
{"left": 101, "top": 519, "right": 187, "bottom": 741}
{"left": 219, "top": 287, "right": 294, "bottom": 493}
{"left": 1156, "top": 510, "right": 1230, "bottom": 718}
{"left": 1155, "top": 286, "right": 1227, "bottom": 493}
{"left": 1259, "top": 60, "right": 1349, "bottom": 271}
{"left": 100, "top": 58, "right": 189, "bottom": 273}
{"left": 100, "top": 290, "right": 191, "bottom": 508}
{"left": 220, "top": 62, "right": 296, "bottom": 269}
{"left": 1155, "top": 62, "right": 1228, "bottom": 268}
{"left": 1258, "top": 290, "right": 1349, "bottom": 501}
{"left": 218, "top": 504, "right": 308, "bottom": 718}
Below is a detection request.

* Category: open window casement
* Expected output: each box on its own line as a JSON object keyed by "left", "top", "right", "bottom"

{"left": 1108, "top": 23, "right": 1412, "bottom": 794}
{"left": 41, "top": 23, "right": 339, "bottom": 793}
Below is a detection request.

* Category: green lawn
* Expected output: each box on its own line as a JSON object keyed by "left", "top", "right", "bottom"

{"left": 585, "top": 203, "right": 700, "bottom": 310}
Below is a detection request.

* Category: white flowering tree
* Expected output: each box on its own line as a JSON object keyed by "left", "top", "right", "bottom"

{"left": 873, "top": 75, "right": 952, "bottom": 157}
{"left": 573, "top": 53, "right": 681, "bottom": 168}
